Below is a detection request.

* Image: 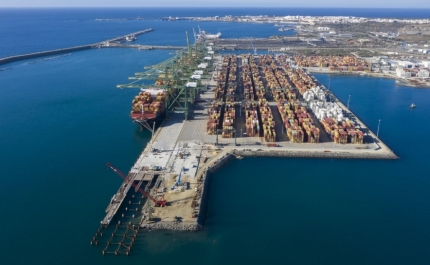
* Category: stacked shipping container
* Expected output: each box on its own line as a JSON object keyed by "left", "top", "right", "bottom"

{"left": 293, "top": 55, "right": 370, "bottom": 71}
{"left": 245, "top": 101, "right": 260, "bottom": 137}
{"left": 130, "top": 91, "right": 166, "bottom": 120}
{"left": 207, "top": 101, "right": 222, "bottom": 135}
{"left": 320, "top": 117, "right": 363, "bottom": 144}
{"left": 207, "top": 55, "right": 230, "bottom": 135}
{"left": 222, "top": 55, "right": 238, "bottom": 138}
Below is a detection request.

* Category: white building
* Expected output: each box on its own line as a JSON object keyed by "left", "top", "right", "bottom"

{"left": 338, "top": 33, "right": 353, "bottom": 38}
{"left": 396, "top": 68, "right": 412, "bottom": 78}
{"left": 380, "top": 66, "right": 391, "bottom": 72}
{"left": 397, "top": 61, "right": 415, "bottom": 68}
{"left": 317, "top": 26, "right": 330, "bottom": 31}
{"left": 320, "top": 32, "right": 336, "bottom": 38}
{"left": 417, "top": 69, "right": 429, "bottom": 78}
{"left": 422, "top": 61, "right": 430, "bottom": 68}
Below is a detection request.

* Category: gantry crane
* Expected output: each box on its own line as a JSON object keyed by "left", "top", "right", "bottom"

{"left": 106, "top": 163, "right": 167, "bottom": 207}
{"left": 117, "top": 31, "right": 212, "bottom": 120}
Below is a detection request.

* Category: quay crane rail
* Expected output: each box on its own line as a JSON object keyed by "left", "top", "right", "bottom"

{"left": 106, "top": 163, "right": 167, "bottom": 207}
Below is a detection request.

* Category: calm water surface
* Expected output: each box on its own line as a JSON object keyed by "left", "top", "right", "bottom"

{"left": 1, "top": 8, "right": 430, "bottom": 265}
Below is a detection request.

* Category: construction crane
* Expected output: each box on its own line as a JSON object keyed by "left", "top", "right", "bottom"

{"left": 106, "top": 163, "right": 167, "bottom": 207}
{"left": 176, "top": 167, "right": 183, "bottom": 186}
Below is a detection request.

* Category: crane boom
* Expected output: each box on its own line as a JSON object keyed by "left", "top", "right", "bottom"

{"left": 106, "top": 163, "right": 167, "bottom": 207}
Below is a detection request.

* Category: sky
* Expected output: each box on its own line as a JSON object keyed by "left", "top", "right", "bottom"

{"left": 1, "top": 0, "right": 430, "bottom": 8}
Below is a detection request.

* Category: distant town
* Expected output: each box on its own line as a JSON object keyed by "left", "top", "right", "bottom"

{"left": 187, "top": 15, "right": 430, "bottom": 25}
{"left": 90, "top": 14, "right": 430, "bottom": 87}
{"left": 175, "top": 14, "right": 429, "bottom": 87}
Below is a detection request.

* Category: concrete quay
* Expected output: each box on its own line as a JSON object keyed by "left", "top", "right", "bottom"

{"left": 100, "top": 54, "right": 398, "bottom": 236}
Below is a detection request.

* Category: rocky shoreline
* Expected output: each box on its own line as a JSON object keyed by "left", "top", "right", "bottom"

{"left": 233, "top": 149, "right": 399, "bottom": 160}
{"left": 141, "top": 221, "right": 202, "bottom": 231}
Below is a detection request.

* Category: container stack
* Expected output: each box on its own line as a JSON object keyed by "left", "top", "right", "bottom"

{"left": 214, "top": 71, "right": 227, "bottom": 100}
{"left": 207, "top": 102, "right": 222, "bottom": 135}
{"left": 303, "top": 86, "right": 326, "bottom": 103}
{"left": 276, "top": 58, "right": 366, "bottom": 145}
{"left": 286, "top": 124, "right": 304, "bottom": 143}
{"left": 222, "top": 102, "right": 235, "bottom": 138}
{"left": 259, "top": 101, "right": 276, "bottom": 142}
{"left": 252, "top": 55, "right": 279, "bottom": 142}
{"left": 250, "top": 60, "right": 264, "bottom": 92}
{"left": 275, "top": 69, "right": 292, "bottom": 89}
{"left": 245, "top": 102, "right": 259, "bottom": 137}
{"left": 263, "top": 66, "right": 278, "bottom": 91}
{"left": 333, "top": 129, "right": 348, "bottom": 144}
{"left": 151, "top": 91, "right": 165, "bottom": 116}
{"left": 293, "top": 55, "right": 370, "bottom": 72}
{"left": 220, "top": 55, "right": 238, "bottom": 138}
{"left": 302, "top": 122, "right": 320, "bottom": 143}
{"left": 347, "top": 129, "right": 357, "bottom": 144}
{"left": 155, "top": 79, "right": 173, "bottom": 86}
{"left": 282, "top": 64, "right": 318, "bottom": 97}
{"left": 341, "top": 119, "right": 355, "bottom": 130}
{"left": 320, "top": 117, "right": 364, "bottom": 144}
{"left": 355, "top": 130, "right": 364, "bottom": 144}
{"left": 131, "top": 91, "right": 152, "bottom": 113}
{"left": 130, "top": 91, "right": 166, "bottom": 119}
{"left": 225, "top": 84, "right": 236, "bottom": 102}
{"left": 242, "top": 63, "right": 254, "bottom": 100}
{"left": 228, "top": 55, "right": 237, "bottom": 83}
{"left": 226, "top": 56, "right": 237, "bottom": 102}
{"left": 277, "top": 99, "right": 319, "bottom": 143}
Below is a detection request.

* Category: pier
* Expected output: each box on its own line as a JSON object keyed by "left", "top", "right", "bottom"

{"left": 92, "top": 41, "right": 398, "bottom": 255}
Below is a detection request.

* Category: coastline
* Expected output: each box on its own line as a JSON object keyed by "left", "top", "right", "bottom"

{"left": 305, "top": 67, "right": 430, "bottom": 88}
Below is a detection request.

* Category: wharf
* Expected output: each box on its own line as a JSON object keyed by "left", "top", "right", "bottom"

{"left": 92, "top": 51, "right": 401, "bottom": 256}
{"left": 99, "top": 53, "right": 397, "bottom": 239}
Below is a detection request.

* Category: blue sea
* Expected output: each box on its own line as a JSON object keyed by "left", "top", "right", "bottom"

{"left": 1, "top": 8, "right": 430, "bottom": 265}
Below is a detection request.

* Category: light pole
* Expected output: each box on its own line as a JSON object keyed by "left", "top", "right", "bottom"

{"left": 240, "top": 129, "right": 243, "bottom": 144}
{"left": 347, "top": 95, "right": 351, "bottom": 109}
{"left": 377, "top": 119, "right": 381, "bottom": 138}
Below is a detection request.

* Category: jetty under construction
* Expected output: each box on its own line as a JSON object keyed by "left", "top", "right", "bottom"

{"left": 91, "top": 33, "right": 398, "bottom": 256}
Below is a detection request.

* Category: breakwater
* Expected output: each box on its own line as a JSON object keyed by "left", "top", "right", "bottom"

{"left": 0, "top": 28, "right": 154, "bottom": 66}
{"left": 233, "top": 148, "right": 398, "bottom": 160}
{"left": 0, "top": 45, "right": 91, "bottom": 66}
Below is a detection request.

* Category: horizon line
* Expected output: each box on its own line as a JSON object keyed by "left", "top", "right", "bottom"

{"left": 1, "top": 7, "right": 430, "bottom": 9}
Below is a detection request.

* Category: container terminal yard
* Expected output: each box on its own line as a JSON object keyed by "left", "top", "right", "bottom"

{"left": 91, "top": 35, "right": 398, "bottom": 256}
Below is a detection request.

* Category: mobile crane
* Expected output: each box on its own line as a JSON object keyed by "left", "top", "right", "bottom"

{"left": 106, "top": 163, "right": 167, "bottom": 207}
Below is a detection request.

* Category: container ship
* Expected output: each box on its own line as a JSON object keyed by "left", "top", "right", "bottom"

{"left": 130, "top": 89, "right": 166, "bottom": 128}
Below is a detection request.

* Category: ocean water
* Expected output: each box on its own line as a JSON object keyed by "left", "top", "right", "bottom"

{"left": 1, "top": 8, "right": 430, "bottom": 265}
{"left": 0, "top": 8, "right": 297, "bottom": 58}
{"left": 2, "top": 7, "right": 430, "bottom": 58}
